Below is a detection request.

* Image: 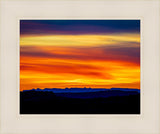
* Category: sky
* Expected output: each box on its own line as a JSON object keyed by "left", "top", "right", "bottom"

{"left": 20, "top": 20, "right": 140, "bottom": 91}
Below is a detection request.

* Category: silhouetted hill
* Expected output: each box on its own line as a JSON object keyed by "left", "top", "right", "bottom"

{"left": 20, "top": 88, "right": 140, "bottom": 114}
{"left": 54, "top": 90, "right": 139, "bottom": 99}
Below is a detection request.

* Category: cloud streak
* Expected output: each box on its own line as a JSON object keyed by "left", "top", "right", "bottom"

{"left": 20, "top": 45, "right": 140, "bottom": 65}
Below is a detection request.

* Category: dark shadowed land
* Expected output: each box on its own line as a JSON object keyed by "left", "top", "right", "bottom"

{"left": 20, "top": 88, "right": 140, "bottom": 114}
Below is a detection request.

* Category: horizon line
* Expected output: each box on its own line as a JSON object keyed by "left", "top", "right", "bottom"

{"left": 21, "top": 87, "right": 140, "bottom": 91}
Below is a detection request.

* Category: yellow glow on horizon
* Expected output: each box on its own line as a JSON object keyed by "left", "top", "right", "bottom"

{"left": 20, "top": 57, "right": 140, "bottom": 90}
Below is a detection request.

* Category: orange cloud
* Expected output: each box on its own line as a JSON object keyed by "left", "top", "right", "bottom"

{"left": 20, "top": 34, "right": 140, "bottom": 91}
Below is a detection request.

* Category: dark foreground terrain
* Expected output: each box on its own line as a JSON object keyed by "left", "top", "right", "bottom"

{"left": 20, "top": 88, "right": 140, "bottom": 114}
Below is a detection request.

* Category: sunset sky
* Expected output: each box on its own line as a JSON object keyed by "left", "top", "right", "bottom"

{"left": 20, "top": 20, "right": 140, "bottom": 91}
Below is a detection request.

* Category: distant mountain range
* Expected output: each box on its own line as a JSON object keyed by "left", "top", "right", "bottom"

{"left": 22, "top": 87, "right": 140, "bottom": 93}
{"left": 21, "top": 87, "right": 140, "bottom": 99}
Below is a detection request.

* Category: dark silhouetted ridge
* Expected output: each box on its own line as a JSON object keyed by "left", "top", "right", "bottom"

{"left": 20, "top": 87, "right": 140, "bottom": 114}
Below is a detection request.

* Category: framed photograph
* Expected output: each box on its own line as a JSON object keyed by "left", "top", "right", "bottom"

{"left": 20, "top": 19, "right": 141, "bottom": 114}
{"left": 0, "top": 0, "right": 160, "bottom": 134}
